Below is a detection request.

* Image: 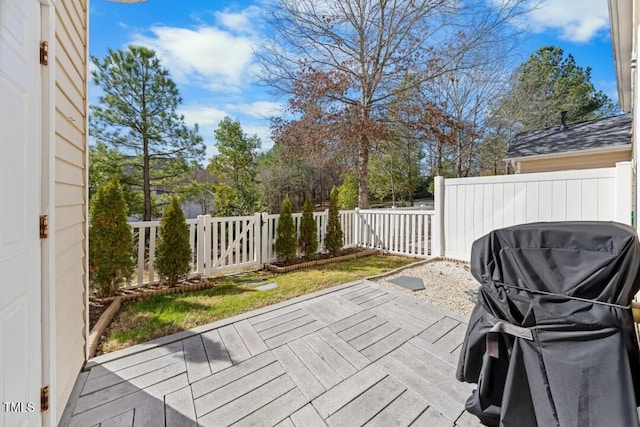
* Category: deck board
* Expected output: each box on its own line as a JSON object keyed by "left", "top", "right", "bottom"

{"left": 325, "top": 375, "right": 406, "bottom": 427}
{"left": 62, "top": 280, "right": 478, "bottom": 427}
{"left": 288, "top": 338, "right": 342, "bottom": 389}
{"left": 290, "top": 404, "right": 328, "bottom": 427}
{"left": 182, "top": 335, "right": 211, "bottom": 383}
{"left": 132, "top": 400, "right": 164, "bottom": 427}
{"left": 194, "top": 361, "right": 284, "bottom": 417}
{"left": 218, "top": 324, "right": 252, "bottom": 364}
{"left": 364, "top": 389, "right": 428, "bottom": 427}
{"left": 200, "top": 329, "right": 233, "bottom": 373}
{"left": 311, "top": 364, "right": 388, "bottom": 419}
{"left": 191, "top": 351, "right": 275, "bottom": 398}
{"left": 82, "top": 351, "right": 183, "bottom": 396}
{"left": 235, "top": 319, "right": 268, "bottom": 355}
{"left": 165, "top": 386, "right": 197, "bottom": 427}
{"left": 100, "top": 409, "right": 134, "bottom": 427}
{"left": 303, "top": 332, "right": 358, "bottom": 379}
{"left": 197, "top": 375, "right": 296, "bottom": 427}
{"left": 273, "top": 344, "right": 326, "bottom": 400}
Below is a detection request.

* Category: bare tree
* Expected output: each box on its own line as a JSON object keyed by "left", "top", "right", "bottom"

{"left": 259, "top": 0, "right": 528, "bottom": 207}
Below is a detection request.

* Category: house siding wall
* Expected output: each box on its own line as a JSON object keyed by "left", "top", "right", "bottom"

{"left": 518, "top": 149, "right": 632, "bottom": 173}
{"left": 54, "top": 0, "right": 87, "bottom": 421}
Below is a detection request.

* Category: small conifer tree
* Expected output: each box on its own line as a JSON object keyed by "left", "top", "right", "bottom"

{"left": 89, "top": 177, "right": 134, "bottom": 297}
{"left": 325, "top": 187, "right": 344, "bottom": 255}
{"left": 155, "top": 196, "right": 192, "bottom": 286}
{"left": 275, "top": 195, "right": 297, "bottom": 264}
{"left": 299, "top": 193, "right": 318, "bottom": 259}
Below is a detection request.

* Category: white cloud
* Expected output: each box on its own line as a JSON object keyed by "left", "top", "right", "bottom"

{"left": 243, "top": 124, "right": 274, "bottom": 151}
{"left": 214, "top": 6, "right": 263, "bottom": 34}
{"left": 176, "top": 105, "right": 274, "bottom": 161}
{"left": 130, "top": 25, "right": 256, "bottom": 91}
{"left": 177, "top": 105, "right": 228, "bottom": 162}
{"left": 495, "top": 0, "right": 609, "bottom": 43}
{"left": 226, "top": 101, "right": 285, "bottom": 118}
{"left": 178, "top": 105, "right": 228, "bottom": 128}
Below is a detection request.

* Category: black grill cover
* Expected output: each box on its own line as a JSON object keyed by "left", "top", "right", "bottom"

{"left": 456, "top": 222, "right": 640, "bottom": 427}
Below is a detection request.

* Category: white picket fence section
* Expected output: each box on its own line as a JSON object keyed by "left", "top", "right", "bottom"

{"left": 442, "top": 162, "right": 633, "bottom": 261}
{"left": 128, "top": 208, "right": 437, "bottom": 287}
{"left": 356, "top": 209, "right": 437, "bottom": 257}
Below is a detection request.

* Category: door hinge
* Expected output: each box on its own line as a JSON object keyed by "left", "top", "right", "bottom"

{"left": 40, "top": 386, "right": 49, "bottom": 412}
{"left": 39, "top": 41, "right": 48, "bottom": 65}
{"left": 40, "top": 215, "right": 49, "bottom": 239}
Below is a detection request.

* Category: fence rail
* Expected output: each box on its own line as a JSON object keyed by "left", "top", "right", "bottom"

{"left": 127, "top": 208, "right": 438, "bottom": 287}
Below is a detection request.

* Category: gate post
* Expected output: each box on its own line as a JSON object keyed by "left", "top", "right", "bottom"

{"left": 432, "top": 176, "right": 445, "bottom": 257}
{"left": 196, "top": 215, "right": 206, "bottom": 274}
{"left": 260, "top": 212, "right": 269, "bottom": 266}
{"left": 203, "top": 215, "right": 212, "bottom": 276}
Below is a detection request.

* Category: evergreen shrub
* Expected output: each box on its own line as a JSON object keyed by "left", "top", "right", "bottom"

{"left": 325, "top": 187, "right": 344, "bottom": 255}
{"left": 275, "top": 195, "right": 297, "bottom": 264}
{"left": 89, "top": 177, "right": 134, "bottom": 297}
{"left": 299, "top": 193, "right": 318, "bottom": 259}
{"left": 155, "top": 196, "right": 192, "bottom": 286}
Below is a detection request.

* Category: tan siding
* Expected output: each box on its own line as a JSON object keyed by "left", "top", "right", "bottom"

{"left": 519, "top": 150, "right": 632, "bottom": 173}
{"left": 56, "top": 244, "right": 85, "bottom": 280}
{"left": 55, "top": 82, "right": 85, "bottom": 127}
{"left": 54, "top": 264, "right": 85, "bottom": 420}
{"left": 56, "top": 137, "right": 84, "bottom": 169}
{"left": 56, "top": 183, "right": 84, "bottom": 207}
{"left": 54, "top": 0, "right": 87, "bottom": 422}
{"left": 55, "top": 57, "right": 84, "bottom": 108}
{"left": 55, "top": 5, "right": 84, "bottom": 77}
{"left": 56, "top": 205, "right": 84, "bottom": 231}
{"left": 55, "top": 110, "right": 84, "bottom": 150}
{"left": 55, "top": 157, "right": 84, "bottom": 185}
{"left": 53, "top": 37, "right": 84, "bottom": 97}
{"left": 54, "top": 222, "right": 84, "bottom": 264}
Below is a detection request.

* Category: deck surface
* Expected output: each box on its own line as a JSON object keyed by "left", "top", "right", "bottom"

{"left": 61, "top": 280, "right": 480, "bottom": 427}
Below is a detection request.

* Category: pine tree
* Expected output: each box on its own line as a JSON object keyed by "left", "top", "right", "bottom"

{"left": 325, "top": 187, "right": 344, "bottom": 256}
{"left": 299, "top": 193, "right": 318, "bottom": 259}
{"left": 154, "top": 196, "right": 192, "bottom": 286}
{"left": 275, "top": 195, "right": 297, "bottom": 264}
{"left": 90, "top": 46, "right": 205, "bottom": 221}
{"left": 89, "top": 177, "right": 134, "bottom": 297}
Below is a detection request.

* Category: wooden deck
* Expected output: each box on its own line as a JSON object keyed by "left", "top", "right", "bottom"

{"left": 60, "top": 280, "right": 480, "bottom": 427}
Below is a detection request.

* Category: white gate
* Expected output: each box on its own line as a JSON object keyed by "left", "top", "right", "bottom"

{"left": 199, "top": 214, "right": 262, "bottom": 276}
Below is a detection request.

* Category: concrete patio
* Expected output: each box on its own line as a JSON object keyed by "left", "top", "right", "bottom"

{"left": 60, "top": 280, "right": 481, "bottom": 427}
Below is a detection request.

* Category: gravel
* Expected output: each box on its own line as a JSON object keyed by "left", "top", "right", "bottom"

{"left": 375, "top": 260, "right": 479, "bottom": 317}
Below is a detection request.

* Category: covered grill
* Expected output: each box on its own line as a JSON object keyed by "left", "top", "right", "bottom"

{"left": 456, "top": 222, "right": 640, "bottom": 426}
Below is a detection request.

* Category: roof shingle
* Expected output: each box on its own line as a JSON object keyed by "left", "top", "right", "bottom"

{"left": 505, "top": 114, "right": 632, "bottom": 159}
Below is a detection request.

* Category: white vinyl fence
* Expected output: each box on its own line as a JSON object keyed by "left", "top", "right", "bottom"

{"left": 441, "top": 162, "right": 633, "bottom": 261}
{"left": 128, "top": 208, "right": 438, "bottom": 287}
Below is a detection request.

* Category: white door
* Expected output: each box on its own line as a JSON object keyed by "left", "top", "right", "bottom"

{"left": 0, "top": 0, "right": 42, "bottom": 425}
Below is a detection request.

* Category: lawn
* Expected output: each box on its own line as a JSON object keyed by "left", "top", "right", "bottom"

{"left": 99, "top": 254, "right": 416, "bottom": 353}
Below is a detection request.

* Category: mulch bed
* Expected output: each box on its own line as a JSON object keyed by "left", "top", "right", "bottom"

{"left": 268, "top": 247, "right": 365, "bottom": 268}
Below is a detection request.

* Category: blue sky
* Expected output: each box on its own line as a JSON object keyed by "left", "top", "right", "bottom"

{"left": 89, "top": 0, "right": 617, "bottom": 162}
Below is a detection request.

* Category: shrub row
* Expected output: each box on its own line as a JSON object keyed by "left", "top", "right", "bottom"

{"left": 275, "top": 188, "right": 343, "bottom": 264}
{"left": 89, "top": 178, "right": 191, "bottom": 297}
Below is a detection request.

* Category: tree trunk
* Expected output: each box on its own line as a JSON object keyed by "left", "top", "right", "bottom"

{"left": 358, "top": 134, "right": 370, "bottom": 209}
{"left": 143, "top": 137, "right": 152, "bottom": 221}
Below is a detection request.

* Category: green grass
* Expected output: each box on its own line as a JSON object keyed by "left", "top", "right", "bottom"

{"left": 100, "top": 254, "right": 416, "bottom": 353}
